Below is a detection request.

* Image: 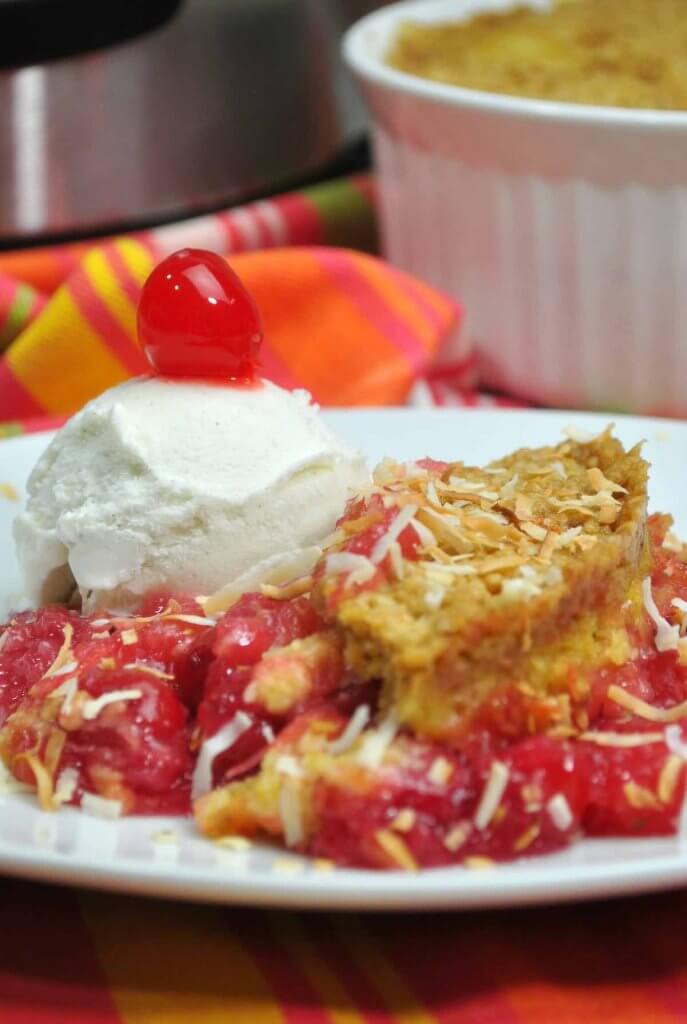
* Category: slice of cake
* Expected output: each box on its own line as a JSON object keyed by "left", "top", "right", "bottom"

{"left": 312, "top": 428, "right": 649, "bottom": 742}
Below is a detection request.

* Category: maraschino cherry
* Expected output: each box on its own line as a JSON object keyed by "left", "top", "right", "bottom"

{"left": 137, "top": 248, "right": 263, "bottom": 381}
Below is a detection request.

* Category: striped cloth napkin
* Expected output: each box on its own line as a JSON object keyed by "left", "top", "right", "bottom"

{"left": 0, "top": 173, "right": 492, "bottom": 431}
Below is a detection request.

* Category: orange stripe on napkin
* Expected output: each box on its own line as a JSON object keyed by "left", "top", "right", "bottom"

{"left": 79, "top": 894, "right": 282, "bottom": 1024}
{"left": 232, "top": 248, "right": 457, "bottom": 406}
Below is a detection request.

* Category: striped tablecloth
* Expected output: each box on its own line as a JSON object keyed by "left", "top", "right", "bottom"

{"left": 4, "top": 878, "right": 687, "bottom": 1023}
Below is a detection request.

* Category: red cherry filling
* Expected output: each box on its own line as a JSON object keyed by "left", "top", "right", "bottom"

{"left": 137, "top": 248, "right": 263, "bottom": 380}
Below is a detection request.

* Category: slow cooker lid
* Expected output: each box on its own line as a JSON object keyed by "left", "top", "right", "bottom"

{"left": 0, "top": 0, "right": 181, "bottom": 68}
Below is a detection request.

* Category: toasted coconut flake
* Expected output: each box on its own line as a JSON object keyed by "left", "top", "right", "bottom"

{"left": 514, "top": 494, "right": 533, "bottom": 521}
{"left": 328, "top": 705, "right": 370, "bottom": 756}
{"left": 261, "top": 576, "right": 313, "bottom": 601}
{"left": 538, "top": 531, "right": 558, "bottom": 560}
{"left": 192, "top": 712, "right": 253, "bottom": 799}
{"left": 607, "top": 685, "right": 687, "bottom": 723}
{"left": 557, "top": 527, "right": 583, "bottom": 549}
{"left": 547, "top": 793, "right": 573, "bottom": 830}
{"left": 82, "top": 688, "right": 143, "bottom": 721}
{"left": 279, "top": 777, "right": 304, "bottom": 848}
{"left": 98, "top": 657, "right": 116, "bottom": 670}
{"left": 50, "top": 676, "right": 79, "bottom": 715}
{"left": 428, "top": 756, "right": 454, "bottom": 786}
{"left": 579, "top": 730, "right": 665, "bottom": 747}
{"left": 658, "top": 755, "right": 683, "bottom": 804}
{"left": 91, "top": 631, "right": 111, "bottom": 641}
{"left": 388, "top": 541, "right": 405, "bottom": 580}
{"left": 514, "top": 824, "right": 540, "bottom": 852}
{"left": 463, "top": 856, "right": 495, "bottom": 871}
{"left": 202, "top": 547, "right": 322, "bottom": 616}
{"left": 587, "top": 466, "right": 627, "bottom": 494}
{"left": 598, "top": 504, "right": 619, "bottom": 525}
{"left": 166, "top": 614, "right": 217, "bottom": 627}
{"left": 474, "top": 761, "right": 509, "bottom": 830}
{"left": 410, "top": 517, "right": 436, "bottom": 548}
{"left": 356, "top": 712, "right": 398, "bottom": 769}
{"left": 478, "top": 554, "right": 525, "bottom": 575}
{"left": 44, "top": 729, "right": 66, "bottom": 776}
{"left": 375, "top": 829, "right": 418, "bottom": 871}
{"left": 425, "top": 479, "right": 441, "bottom": 508}
{"left": 151, "top": 829, "right": 178, "bottom": 845}
{"left": 499, "top": 474, "right": 519, "bottom": 500}
{"left": 520, "top": 521, "right": 548, "bottom": 542}
{"left": 391, "top": 809, "right": 416, "bottom": 833}
{"left": 444, "top": 822, "right": 471, "bottom": 852}
{"left": 642, "top": 578, "right": 681, "bottom": 652}
{"left": 0, "top": 482, "right": 19, "bottom": 501}
{"left": 13, "top": 752, "right": 55, "bottom": 810}
{"left": 370, "top": 504, "right": 418, "bottom": 566}
{"left": 44, "top": 624, "right": 74, "bottom": 679}
{"left": 272, "top": 858, "right": 304, "bottom": 875}
{"left": 81, "top": 792, "right": 123, "bottom": 819}
{"left": 120, "top": 629, "right": 138, "bottom": 646}
{"left": 324, "top": 552, "right": 377, "bottom": 586}
{"left": 275, "top": 755, "right": 303, "bottom": 779}
{"left": 215, "top": 835, "right": 252, "bottom": 850}
{"left": 123, "top": 663, "right": 174, "bottom": 680}
{"left": 624, "top": 780, "right": 661, "bottom": 810}
{"left": 521, "top": 782, "right": 543, "bottom": 812}
{"left": 54, "top": 766, "right": 78, "bottom": 807}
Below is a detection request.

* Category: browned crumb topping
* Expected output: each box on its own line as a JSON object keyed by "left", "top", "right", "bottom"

{"left": 387, "top": 0, "right": 687, "bottom": 111}
{"left": 315, "top": 429, "right": 649, "bottom": 742}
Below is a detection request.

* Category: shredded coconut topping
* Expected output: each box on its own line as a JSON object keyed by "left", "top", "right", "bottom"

{"left": 607, "top": 685, "right": 687, "bottom": 723}
{"left": 192, "top": 712, "right": 253, "bottom": 799}
{"left": 82, "top": 689, "right": 143, "bottom": 721}
{"left": 642, "top": 577, "right": 681, "bottom": 652}
{"left": 279, "top": 777, "right": 304, "bottom": 848}
{"left": 356, "top": 712, "right": 399, "bottom": 769}
{"left": 328, "top": 705, "right": 371, "bottom": 756}
{"left": 474, "top": 761, "right": 509, "bottom": 830}
{"left": 547, "top": 794, "right": 573, "bottom": 830}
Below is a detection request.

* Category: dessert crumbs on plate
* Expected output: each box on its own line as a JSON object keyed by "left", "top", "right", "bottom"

{"left": 0, "top": 483, "right": 19, "bottom": 502}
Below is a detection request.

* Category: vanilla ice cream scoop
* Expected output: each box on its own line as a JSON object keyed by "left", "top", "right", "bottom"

{"left": 14, "top": 376, "right": 368, "bottom": 612}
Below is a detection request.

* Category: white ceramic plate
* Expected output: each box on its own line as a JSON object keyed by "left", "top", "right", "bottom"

{"left": 2, "top": 407, "right": 687, "bottom": 910}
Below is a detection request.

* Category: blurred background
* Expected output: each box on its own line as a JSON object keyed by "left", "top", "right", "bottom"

{"left": 0, "top": 0, "right": 387, "bottom": 247}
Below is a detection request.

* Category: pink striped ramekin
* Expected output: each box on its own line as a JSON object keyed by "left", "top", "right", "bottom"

{"left": 344, "top": 0, "right": 687, "bottom": 416}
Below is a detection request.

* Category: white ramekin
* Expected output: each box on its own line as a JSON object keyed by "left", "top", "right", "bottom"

{"left": 344, "top": 0, "right": 687, "bottom": 415}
